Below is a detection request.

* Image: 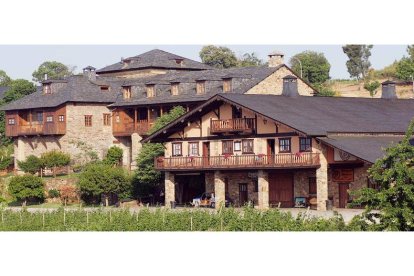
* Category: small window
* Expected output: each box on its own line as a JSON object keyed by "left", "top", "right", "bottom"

{"left": 171, "top": 83, "right": 179, "bottom": 96}
{"left": 58, "top": 115, "right": 65, "bottom": 122}
{"left": 223, "top": 78, "right": 232, "bottom": 92}
{"left": 146, "top": 85, "right": 155, "bottom": 98}
{"left": 123, "top": 86, "right": 131, "bottom": 99}
{"left": 8, "top": 118, "right": 15, "bottom": 125}
{"left": 222, "top": 140, "right": 233, "bottom": 154}
{"left": 84, "top": 115, "right": 92, "bottom": 127}
{"left": 299, "top": 137, "right": 312, "bottom": 152}
{"left": 188, "top": 142, "right": 199, "bottom": 156}
{"left": 103, "top": 113, "right": 111, "bottom": 126}
{"left": 43, "top": 84, "right": 51, "bottom": 94}
{"left": 196, "top": 81, "right": 206, "bottom": 94}
{"left": 36, "top": 112, "right": 43, "bottom": 123}
{"left": 234, "top": 141, "right": 241, "bottom": 152}
{"left": 309, "top": 177, "right": 317, "bottom": 195}
{"left": 46, "top": 115, "right": 53, "bottom": 123}
{"left": 279, "top": 138, "right": 291, "bottom": 153}
{"left": 115, "top": 114, "right": 120, "bottom": 123}
{"left": 242, "top": 139, "right": 254, "bottom": 154}
{"left": 100, "top": 86, "right": 110, "bottom": 91}
{"left": 172, "top": 143, "right": 182, "bottom": 156}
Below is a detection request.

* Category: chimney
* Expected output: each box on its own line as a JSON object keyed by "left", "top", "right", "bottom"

{"left": 381, "top": 80, "right": 397, "bottom": 99}
{"left": 83, "top": 66, "right": 96, "bottom": 81}
{"left": 282, "top": 75, "right": 299, "bottom": 97}
{"left": 268, "top": 51, "right": 285, "bottom": 67}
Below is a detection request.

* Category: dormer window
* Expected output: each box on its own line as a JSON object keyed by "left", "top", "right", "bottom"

{"left": 43, "top": 84, "right": 51, "bottom": 94}
{"left": 174, "top": 58, "right": 184, "bottom": 66}
{"left": 223, "top": 78, "right": 232, "bottom": 92}
{"left": 171, "top": 82, "right": 179, "bottom": 96}
{"left": 196, "top": 80, "right": 206, "bottom": 94}
{"left": 146, "top": 84, "right": 155, "bottom": 98}
{"left": 100, "top": 86, "right": 110, "bottom": 92}
{"left": 123, "top": 86, "right": 131, "bottom": 99}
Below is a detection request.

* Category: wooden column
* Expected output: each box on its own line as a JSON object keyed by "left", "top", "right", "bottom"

{"left": 147, "top": 107, "right": 150, "bottom": 122}
{"left": 160, "top": 106, "right": 164, "bottom": 116}
{"left": 134, "top": 108, "right": 138, "bottom": 132}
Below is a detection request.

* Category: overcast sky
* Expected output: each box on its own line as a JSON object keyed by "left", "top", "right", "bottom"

{"left": 0, "top": 45, "right": 408, "bottom": 82}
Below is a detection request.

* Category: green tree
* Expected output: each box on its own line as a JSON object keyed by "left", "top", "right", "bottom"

{"left": 342, "top": 45, "right": 373, "bottom": 80}
{"left": 104, "top": 146, "right": 123, "bottom": 166}
{"left": 363, "top": 80, "right": 381, "bottom": 97}
{"left": 17, "top": 155, "right": 44, "bottom": 175}
{"left": 40, "top": 150, "right": 71, "bottom": 178}
{"left": 0, "top": 70, "right": 12, "bottom": 86}
{"left": 199, "top": 45, "right": 238, "bottom": 69}
{"left": 32, "top": 61, "right": 74, "bottom": 83}
{"left": 350, "top": 120, "right": 414, "bottom": 231}
{"left": 0, "top": 145, "right": 13, "bottom": 170}
{"left": 8, "top": 175, "right": 45, "bottom": 206}
{"left": 2, "top": 79, "right": 36, "bottom": 103}
{"left": 289, "top": 51, "right": 331, "bottom": 84}
{"left": 407, "top": 45, "right": 414, "bottom": 60}
{"left": 314, "top": 83, "right": 336, "bottom": 97}
{"left": 395, "top": 57, "right": 414, "bottom": 81}
{"left": 134, "top": 106, "right": 186, "bottom": 198}
{"left": 78, "top": 163, "right": 131, "bottom": 206}
{"left": 238, "top": 53, "right": 264, "bottom": 67}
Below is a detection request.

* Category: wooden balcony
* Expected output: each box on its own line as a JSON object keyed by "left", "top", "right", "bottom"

{"left": 155, "top": 153, "right": 320, "bottom": 171}
{"left": 6, "top": 123, "right": 66, "bottom": 137}
{"left": 112, "top": 119, "right": 154, "bottom": 136}
{"left": 210, "top": 118, "right": 255, "bottom": 134}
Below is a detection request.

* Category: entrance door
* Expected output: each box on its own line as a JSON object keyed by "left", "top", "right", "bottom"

{"left": 267, "top": 139, "right": 275, "bottom": 165}
{"left": 338, "top": 183, "right": 350, "bottom": 208}
{"left": 239, "top": 183, "right": 248, "bottom": 206}
{"left": 202, "top": 142, "right": 210, "bottom": 166}
{"left": 269, "top": 172, "right": 294, "bottom": 207}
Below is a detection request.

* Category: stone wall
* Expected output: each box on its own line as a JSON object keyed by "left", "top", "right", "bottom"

{"left": 293, "top": 170, "right": 315, "bottom": 198}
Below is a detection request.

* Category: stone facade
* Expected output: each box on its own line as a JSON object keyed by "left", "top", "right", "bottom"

{"left": 257, "top": 170, "right": 269, "bottom": 209}
{"left": 315, "top": 144, "right": 328, "bottom": 211}
{"left": 293, "top": 170, "right": 315, "bottom": 198}
{"left": 165, "top": 172, "right": 175, "bottom": 207}
{"left": 214, "top": 171, "right": 225, "bottom": 209}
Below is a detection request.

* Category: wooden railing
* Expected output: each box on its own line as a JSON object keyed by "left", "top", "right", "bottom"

{"left": 155, "top": 153, "right": 320, "bottom": 170}
{"left": 210, "top": 118, "right": 255, "bottom": 133}
{"left": 10, "top": 123, "right": 66, "bottom": 136}
{"left": 113, "top": 119, "right": 154, "bottom": 136}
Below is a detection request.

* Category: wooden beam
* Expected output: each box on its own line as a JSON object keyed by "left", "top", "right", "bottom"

{"left": 134, "top": 108, "right": 138, "bottom": 132}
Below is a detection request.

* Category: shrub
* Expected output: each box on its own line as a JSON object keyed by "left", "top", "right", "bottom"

{"left": 58, "top": 184, "right": 78, "bottom": 206}
{"left": 314, "top": 83, "right": 336, "bottom": 97}
{"left": 48, "top": 189, "right": 60, "bottom": 198}
{"left": 104, "top": 146, "right": 123, "bottom": 166}
{"left": 363, "top": 80, "right": 380, "bottom": 97}
{"left": 41, "top": 150, "right": 71, "bottom": 177}
{"left": 8, "top": 175, "right": 45, "bottom": 206}
{"left": 17, "top": 155, "right": 44, "bottom": 175}
{"left": 78, "top": 163, "right": 132, "bottom": 206}
{"left": 0, "top": 145, "right": 13, "bottom": 171}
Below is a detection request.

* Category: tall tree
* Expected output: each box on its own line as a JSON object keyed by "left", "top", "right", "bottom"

{"left": 407, "top": 44, "right": 414, "bottom": 60}
{"left": 350, "top": 120, "right": 414, "bottom": 231}
{"left": 395, "top": 57, "right": 414, "bottom": 81}
{"left": 199, "top": 45, "right": 238, "bottom": 68}
{"left": 342, "top": 45, "right": 373, "bottom": 80}
{"left": 289, "top": 51, "right": 331, "bottom": 84}
{"left": 32, "top": 61, "right": 74, "bottom": 83}
{"left": 238, "top": 53, "right": 264, "bottom": 67}
{"left": 0, "top": 70, "right": 12, "bottom": 86}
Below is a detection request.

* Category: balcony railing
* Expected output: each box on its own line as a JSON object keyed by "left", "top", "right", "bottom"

{"left": 113, "top": 119, "right": 154, "bottom": 136}
{"left": 210, "top": 118, "right": 255, "bottom": 134}
{"left": 7, "top": 123, "right": 66, "bottom": 137}
{"left": 155, "top": 153, "right": 320, "bottom": 170}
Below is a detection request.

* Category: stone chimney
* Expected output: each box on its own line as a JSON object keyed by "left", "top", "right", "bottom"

{"left": 282, "top": 75, "right": 299, "bottom": 97}
{"left": 381, "top": 80, "right": 397, "bottom": 99}
{"left": 83, "top": 66, "right": 96, "bottom": 81}
{"left": 268, "top": 51, "right": 285, "bottom": 67}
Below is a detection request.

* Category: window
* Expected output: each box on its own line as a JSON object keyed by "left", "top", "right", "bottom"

{"left": 84, "top": 115, "right": 92, "bottom": 127}
{"left": 115, "top": 114, "right": 120, "bottom": 123}
{"left": 299, "top": 137, "right": 312, "bottom": 152}
{"left": 242, "top": 139, "right": 254, "bottom": 154}
{"left": 146, "top": 84, "right": 155, "bottom": 98}
{"left": 234, "top": 141, "right": 241, "bottom": 151}
{"left": 43, "top": 84, "right": 51, "bottom": 94}
{"left": 188, "top": 142, "right": 199, "bottom": 156}
{"left": 196, "top": 80, "right": 206, "bottom": 94}
{"left": 8, "top": 118, "right": 15, "bottom": 125}
{"left": 279, "top": 138, "right": 291, "bottom": 153}
{"left": 222, "top": 140, "right": 233, "bottom": 154}
{"left": 309, "top": 177, "right": 317, "bottom": 195}
{"left": 103, "top": 113, "right": 111, "bottom": 126}
{"left": 172, "top": 143, "right": 182, "bottom": 156}
{"left": 123, "top": 86, "right": 131, "bottom": 99}
{"left": 171, "top": 83, "right": 179, "bottom": 96}
{"left": 100, "top": 86, "right": 109, "bottom": 92}
{"left": 36, "top": 112, "right": 43, "bottom": 123}
{"left": 46, "top": 115, "right": 53, "bottom": 123}
{"left": 232, "top": 106, "right": 242, "bottom": 119}
{"left": 58, "top": 115, "right": 65, "bottom": 122}
{"left": 223, "top": 78, "right": 232, "bottom": 92}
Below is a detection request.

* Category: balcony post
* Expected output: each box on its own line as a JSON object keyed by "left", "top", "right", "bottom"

{"left": 258, "top": 170, "right": 269, "bottom": 209}
{"left": 134, "top": 108, "right": 138, "bottom": 132}
{"left": 316, "top": 145, "right": 328, "bottom": 211}
{"left": 165, "top": 172, "right": 175, "bottom": 208}
{"left": 214, "top": 171, "right": 225, "bottom": 209}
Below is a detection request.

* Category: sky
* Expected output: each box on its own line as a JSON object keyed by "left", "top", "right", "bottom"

{"left": 0, "top": 45, "right": 408, "bottom": 82}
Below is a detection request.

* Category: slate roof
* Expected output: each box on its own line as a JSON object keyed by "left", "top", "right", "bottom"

{"left": 144, "top": 93, "right": 414, "bottom": 142}
{"left": 317, "top": 136, "right": 406, "bottom": 163}
{"left": 97, "top": 49, "right": 212, "bottom": 73}
{"left": 0, "top": 75, "right": 122, "bottom": 111}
